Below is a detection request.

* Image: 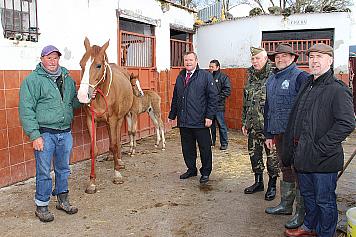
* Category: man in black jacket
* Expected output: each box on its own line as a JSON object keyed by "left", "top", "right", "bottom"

{"left": 283, "top": 43, "right": 355, "bottom": 237}
{"left": 208, "top": 59, "right": 231, "bottom": 150}
{"left": 169, "top": 51, "right": 218, "bottom": 184}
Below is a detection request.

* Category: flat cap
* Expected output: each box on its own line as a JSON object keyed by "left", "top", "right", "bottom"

{"left": 268, "top": 43, "right": 299, "bottom": 62}
{"left": 307, "top": 43, "right": 333, "bottom": 57}
{"left": 250, "top": 46, "right": 266, "bottom": 56}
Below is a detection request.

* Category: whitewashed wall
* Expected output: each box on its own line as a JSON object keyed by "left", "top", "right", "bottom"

{"left": 0, "top": 0, "right": 195, "bottom": 72}
{"left": 195, "top": 12, "right": 352, "bottom": 74}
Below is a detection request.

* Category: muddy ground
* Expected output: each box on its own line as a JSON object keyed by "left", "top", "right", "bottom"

{"left": 0, "top": 129, "right": 355, "bottom": 237}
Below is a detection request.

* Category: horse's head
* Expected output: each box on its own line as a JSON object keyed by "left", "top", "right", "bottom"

{"left": 130, "top": 73, "right": 144, "bottom": 97}
{"left": 77, "top": 37, "right": 110, "bottom": 104}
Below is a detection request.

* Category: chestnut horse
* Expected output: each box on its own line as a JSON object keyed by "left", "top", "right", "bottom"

{"left": 126, "top": 76, "right": 166, "bottom": 156}
{"left": 77, "top": 37, "right": 133, "bottom": 194}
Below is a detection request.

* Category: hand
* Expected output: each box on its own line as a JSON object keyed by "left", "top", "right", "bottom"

{"left": 168, "top": 118, "right": 175, "bottom": 124}
{"left": 33, "top": 137, "right": 44, "bottom": 151}
{"left": 265, "top": 139, "right": 274, "bottom": 150}
{"left": 205, "top": 118, "right": 212, "bottom": 127}
{"left": 241, "top": 126, "right": 248, "bottom": 136}
{"left": 91, "top": 89, "right": 97, "bottom": 99}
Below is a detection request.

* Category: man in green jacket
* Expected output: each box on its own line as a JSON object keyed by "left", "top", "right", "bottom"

{"left": 19, "top": 45, "right": 81, "bottom": 222}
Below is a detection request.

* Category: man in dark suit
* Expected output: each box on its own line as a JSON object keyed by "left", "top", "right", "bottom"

{"left": 169, "top": 51, "right": 218, "bottom": 184}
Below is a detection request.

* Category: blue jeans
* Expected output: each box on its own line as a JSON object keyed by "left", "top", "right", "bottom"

{"left": 34, "top": 132, "right": 73, "bottom": 206}
{"left": 210, "top": 111, "right": 228, "bottom": 146}
{"left": 298, "top": 172, "right": 338, "bottom": 237}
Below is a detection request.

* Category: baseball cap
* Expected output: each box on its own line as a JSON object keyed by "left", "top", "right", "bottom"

{"left": 41, "top": 45, "right": 62, "bottom": 57}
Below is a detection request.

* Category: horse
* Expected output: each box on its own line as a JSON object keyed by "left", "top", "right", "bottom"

{"left": 77, "top": 37, "right": 134, "bottom": 194}
{"left": 126, "top": 76, "right": 166, "bottom": 156}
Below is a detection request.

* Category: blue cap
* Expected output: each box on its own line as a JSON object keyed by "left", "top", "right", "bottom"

{"left": 41, "top": 45, "right": 62, "bottom": 57}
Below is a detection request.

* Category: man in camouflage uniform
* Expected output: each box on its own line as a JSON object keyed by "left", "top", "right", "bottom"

{"left": 242, "top": 47, "right": 279, "bottom": 201}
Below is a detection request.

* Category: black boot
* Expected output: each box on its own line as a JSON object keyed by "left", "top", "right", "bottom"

{"left": 56, "top": 192, "right": 78, "bottom": 214}
{"left": 265, "top": 180, "right": 295, "bottom": 215}
{"left": 265, "top": 176, "right": 277, "bottom": 201}
{"left": 285, "top": 188, "right": 305, "bottom": 229}
{"left": 244, "top": 173, "right": 264, "bottom": 194}
{"left": 35, "top": 205, "right": 54, "bottom": 222}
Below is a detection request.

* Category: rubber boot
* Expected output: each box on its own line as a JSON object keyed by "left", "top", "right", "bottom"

{"left": 264, "top": 176, "right": 277, "bottom": 201}
{"left": 285, "top": 188, "right": 305, "bottom": 229}
{"left": 265, "top": 180, "right": 295, "bottom": 215}
{"left": 56, "top": 192, "right": 78, "bottom": 214}
{"left": 35, "top": 205, "right": 54, "bottom": 222}
{"left": 244, "top": 173, "right": 264, "bottom": 194}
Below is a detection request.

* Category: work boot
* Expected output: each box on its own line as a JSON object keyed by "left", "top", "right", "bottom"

{"left": 265, "top": 180, "right": 295, "bottom": 215}
{"left": 56, "top": 192, "right": 78, "bottom": 214}
{"left": 244, "top": 173, "right": 264, "bottom": 194}
{"left": 285, "top": 188, "right": 305, "bottom": 229}
{"left": 265, "top": 176, "right": 277, "bottom": 201}
{"left": 35, "top": 205, "right": 54, "bottom": 222}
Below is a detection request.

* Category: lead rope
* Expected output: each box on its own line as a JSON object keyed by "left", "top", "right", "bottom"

{"left": 89, "top": 88, "right": 108, "bottom": 179}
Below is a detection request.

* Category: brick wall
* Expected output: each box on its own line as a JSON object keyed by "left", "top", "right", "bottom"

{"left": 0, "top": 67, "right": 248, "bottom": 188}
{"left": 222, "top": 68, "right": 247, "bottom": 130}
{"left": 0, "top": 69, "right": 115, "bottom": 187}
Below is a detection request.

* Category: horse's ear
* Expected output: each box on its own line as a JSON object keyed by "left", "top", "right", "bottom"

{"left": 84, "top": 37, "right": 91, "bottom": 51}
{"left": 99, "top": 40, "right": 110, "bottom": 55}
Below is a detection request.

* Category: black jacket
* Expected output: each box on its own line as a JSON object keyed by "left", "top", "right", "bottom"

{"left": 282, "top": 69, "right": 355, "bottom": 173}
{"left": 212, "top": 70, "right": 231, "bottom": 111}
{"left": 168, "top": 66, "right": 218, "bottom": 128}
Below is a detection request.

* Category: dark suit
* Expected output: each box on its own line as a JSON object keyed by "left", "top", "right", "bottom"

{"left": 169, "top": 66, "right": 218, "bottom": 176}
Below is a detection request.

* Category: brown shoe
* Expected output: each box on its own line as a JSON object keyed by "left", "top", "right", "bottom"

{"left": 284, "top": 227, "right": 317, "bottom": 236}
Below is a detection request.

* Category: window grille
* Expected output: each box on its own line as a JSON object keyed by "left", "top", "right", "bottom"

{"left": 262, "top": 39, "right": 332, "bottom": 66}
{"left": 0, "top": 0, "right": 39, "bottom": 42}
{"left": 170, "top": 30, "right": 193, "bottom": 67}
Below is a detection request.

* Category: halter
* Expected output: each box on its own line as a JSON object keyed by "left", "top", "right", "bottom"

{"left": 89, "top": 59, "right": 113, "bottom": 97}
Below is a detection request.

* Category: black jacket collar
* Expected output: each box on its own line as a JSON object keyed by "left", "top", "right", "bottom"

{"left": 310, "top": 69, "right": 334, "bottom": 85}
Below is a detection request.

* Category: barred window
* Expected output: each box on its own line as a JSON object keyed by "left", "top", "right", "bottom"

{"left": 0, "top": 0, "right": 39, "bottom": 42}
{"left": 170, "top": 29, "right": 193, "bottom": 67}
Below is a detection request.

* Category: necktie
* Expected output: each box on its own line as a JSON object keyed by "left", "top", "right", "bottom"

{"left": 185, "top": 72, "right": 191, "bottom": 86}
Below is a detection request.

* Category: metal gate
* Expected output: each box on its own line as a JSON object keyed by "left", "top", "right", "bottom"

{"left": 262, "top": 39, "right": 332, "bottom": 70}
{"left": 118, "top": 30, "right": 158, "bottom": 139}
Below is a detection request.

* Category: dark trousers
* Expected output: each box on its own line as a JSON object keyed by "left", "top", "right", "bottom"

{"left": 179, "top": 127, "right": 212, "bottom": 176}
{"left": 210, "top": 111, "right": 228, "bottom": 146}
{"left": 298, "top": 172, "right": 338, "bottom": 237}
{"left": 275, "top": 134, "right": 296, "bottom": 182}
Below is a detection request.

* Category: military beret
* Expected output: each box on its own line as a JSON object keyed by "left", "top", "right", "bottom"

{"left": 250, "top": 46, "right": 266, "bottom": 56}
{"left": 307, "top": 43, "right": 333, "bottom": 57}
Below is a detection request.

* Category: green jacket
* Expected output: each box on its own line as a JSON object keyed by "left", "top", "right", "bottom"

{"left": 242, "top": 61, "right": 272, "bottom": 133}
{"left": 19, "top": 63, "right": 81, "bottom": 141}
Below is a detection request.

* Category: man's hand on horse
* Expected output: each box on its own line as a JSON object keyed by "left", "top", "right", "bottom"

{"left": 91, "top": 90, "right": 97, "bottom": 99}
{"left": 33, "top": 137, "right": 44, "bottom": 151}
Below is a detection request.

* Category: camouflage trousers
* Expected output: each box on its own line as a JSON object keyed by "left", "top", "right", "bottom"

{"left": 248, "top": 131, "right": 279, "bottom": 177}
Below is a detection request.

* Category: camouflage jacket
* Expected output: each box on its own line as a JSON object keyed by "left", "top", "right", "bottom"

{"left": 242, "top": 61, "right": 272, "bottom": 133}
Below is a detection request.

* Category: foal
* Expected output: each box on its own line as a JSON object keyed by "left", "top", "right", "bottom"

{"left": 126, "top": 76, "right": 166, "bottom": 156}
